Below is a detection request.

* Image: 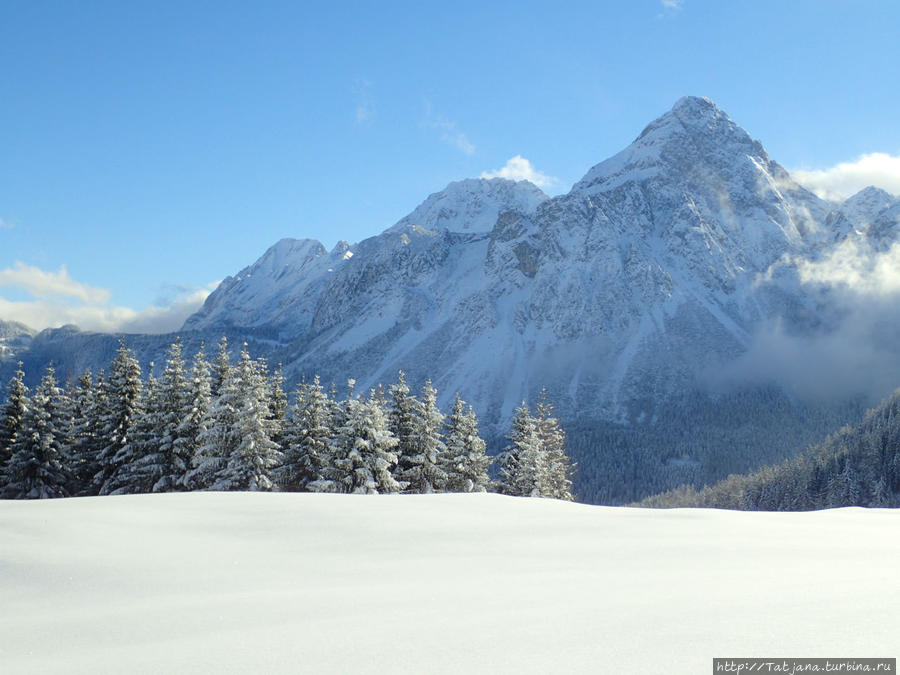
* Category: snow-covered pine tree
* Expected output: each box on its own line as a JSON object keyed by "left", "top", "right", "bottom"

{"left": 103, "top": 366, "right": 161, "bottom": 494}
{"left": 279, "top": 375, "right": 334, "bottom": 492}
{"left": 66, "top": 370, "right": 95, "bottom": 494}
{"left": 151, "top": 340, "right": 193, "bottom": 492}
{"left": 94, "top": 340, "right": 143, "bottom": 495}
{"left": 331, "top": 387, "right": 402, "bottom": 494}
{"left": 402, "top": 380, "right": 447, "bottom": 493}
{"left": 534, "top": 390, "right": 574, "bottom": 501}
{"left": 268, "top": 363, "right": 288, "bottom": 450}
{"left": 0, "top": 362, "right": 29, "bottom": 490}
{"left": 213, "top": 344, "right": 282, "bottom": 491}
{"left": 70, "top": 370, "right": 110, "bottom": 496}
{"left": 2, "top": 366, "right": 72, "bottom": 499}
{"left": 388, "top": 371, "right": 417, "bottom": 484}
{"left": 210, "top": 336, "right": 231, "bottom": 398}
{"left": 442, "top": 393, "right": 490, "bottom": 493}
{"left": 190, "top": 354, "right": 242, "bottom": 489}
{"left": 179, "top": 347, "right": 212, "bottom": 490}
{"left": 495, "top": 402, "right": 545, "bottom": 497}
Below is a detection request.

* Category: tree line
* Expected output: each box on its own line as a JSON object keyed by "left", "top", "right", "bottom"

{"left": 0, "top": 338, "right": 574, "bottom": 501}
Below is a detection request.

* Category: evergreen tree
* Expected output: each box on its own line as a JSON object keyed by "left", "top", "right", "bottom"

{"left": 496, "top": 402, "right": 545, "bottom": 497}
{"left": 279, "top": 375, "right": 334, "bottom": 492}
{"left": 268, "top": 363, "right": 288, "bottom": 449}
{"left": 191, "top": 356, "right": 242, "bottom": 490}
{"left": 212, "top": 344, "right": 282, "bottom": 491}
{"left": 210, "top": 336, "right": 231, "bottom": 398}
{"left": 402, "top": 380, "right": 447, "bottom": 493}
{"left": 3, "top": 366, "right": 72, "bottom": 499}
{"left": 72, "top": 370, "right": 110, "bottom": 496}
{"left": 534, "top": 390, "right": 575, "bottom": 501}
{"left": 93, "top": 340, "right": 143, "bottom": 494}
{"left": 180, "top": 347, "right": 212, "bottom": 490}
{"left": 0, "top": 363, "right": 29, "bottom": 489}
{"left": 104, "top": 369, "right": 161, "bottom": 494}
{"left": 388, "top": 371, "right": 417, "bottom": 483}
{"left": 153, "top": 340, "right": 193, "bottom": 491}
{"left": 331, "top": 389, "right": 402, "bottom": 494}
{"left": 66, "top": 370, "right": 97, "bottom": 494}
{"left": 442, "top": 393, "right": 490, "bottom": 493}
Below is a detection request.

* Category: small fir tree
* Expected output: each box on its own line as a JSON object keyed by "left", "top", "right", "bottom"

{"left": 534, "top": 390, "right": 575, "bottom": 501}
{"left": 402, "top": 380, "right": 447, "bottom": 493}
{"left": 94, "top": 340, "right": 143, "bottom": 495}
{"left": 442, "top": 393, "right": 490, "bottom": 493}
{"left": 279, "top": 375, "right": 334, "bottom": 491}
{"left": 3, "top": 366, "right": 72, "bottom": 499}
{"left": 0, "top": 363, "right": 29, "bottom": 489}
{"left": 331, "top": 390, "right": 402, "bottom": 494}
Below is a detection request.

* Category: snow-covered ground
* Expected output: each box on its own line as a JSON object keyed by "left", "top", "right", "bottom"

{"left": 2, "top": 493, "right": 897, "bottom": 673}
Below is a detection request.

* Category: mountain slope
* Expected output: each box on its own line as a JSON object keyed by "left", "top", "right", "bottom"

{"left": 641, "top": 387, "right": 900, "bottom": 510}
{"left": 0, "top": 320, "right": 36, "bottom": 362}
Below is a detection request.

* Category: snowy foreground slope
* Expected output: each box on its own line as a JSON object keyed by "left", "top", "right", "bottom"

{"left": 2, "top": 494, "right": 898, "bottom": 674}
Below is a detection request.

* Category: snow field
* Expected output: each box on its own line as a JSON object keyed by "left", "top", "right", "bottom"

{"left": 1, "top": 493, "right": 898, "bottom": 673}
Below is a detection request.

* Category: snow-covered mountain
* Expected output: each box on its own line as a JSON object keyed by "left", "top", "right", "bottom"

{"left": 5, "top": 96, "right": 899, "bottom": 501}
{"left": 176, "top": 96, "right": 870, "bottom": 429}
{"left": 0, "top": 320, "right": 35, "bottom": 362}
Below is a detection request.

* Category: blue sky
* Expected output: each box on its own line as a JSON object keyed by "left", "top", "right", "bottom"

{"left": 2, "top": 0, "right": 899, "bottom": 332}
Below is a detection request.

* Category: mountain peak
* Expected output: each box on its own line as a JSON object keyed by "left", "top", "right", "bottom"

{"left": 389, "top": 177, "right": 548, "bottom": 234}
{"left": 573, "top": 96, "right": 768, "bottom": 196}
{"left": 670, "top": 95, "right": 719, "bottom": 117}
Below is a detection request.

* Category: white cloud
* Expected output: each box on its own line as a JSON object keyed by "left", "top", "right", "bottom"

{"left": 480, "top": 155, "right": 557, "bottom": 188}
{"left": 423, "top": 101, "right": 476, "bottom": 155}
{"left": 0, "top": 217, "right": 12, "bottom": 230}
{"left": 791, "top": 153, "right": 900, "bottom": 201}
{"left": 661, "top": 0, "right": 682, "bottom": 8}
{"left": 0, "top": 262, "right": 111, "bottom": 304}
{"left": 713, "top": 239, "right": 900, "bottom": 403}
{"left": 443, "top": 129, "right": 476, "bottom": 155}
{"left": 0, "top": 262, "right": 215, "bottom": 334}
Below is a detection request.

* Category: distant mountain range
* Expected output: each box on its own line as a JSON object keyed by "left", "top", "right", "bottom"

{"left": 5, "top": 96, "right": 899, "bottom": 502}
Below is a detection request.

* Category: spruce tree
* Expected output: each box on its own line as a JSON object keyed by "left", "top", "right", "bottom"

{"left": 269, "top": 363, "right": 288, "bottom": 450}
{"left": 388, "top": 371, "right": 417, "bottom": 483}
{"left": 442, "top": 393, "right": 490, "bottom": 493}
{"left": 66, "top": 370, "right": 96, "bottom": 494}
{"left": 180, "top": 347, "right": 212, "bottom": 490}
{"left": 0, "top": 363, "right": 29, "bottom": 490}
{"left": 331, "top": 389, "right": 402, "bottom": 494}
{"left": 212, "top": 344, "right": 282, "bottom": 491}
{"left": 94, "top": 340, "right": 143, "bottom": 495}
{"left": 77, "top": 370, "right": 110, "bottom": 496}
{"left": 154, "top": 340, "right": 193, "bottom": 491}
{"left": 210, "top": 336, "right": 231, "bottom": 398}
{"left": 191, "top": 357, "right": 241, "bottom": 490}
{"left": 104, "top": 369, "right": 161, "bottom": 494}
{"left": 279, "top": 375, "right": 334, "bottom": 491}
{"left": 3, "top": 366, "right": 72, "bottom": 499}
{"left": 402, "top": 380, "right": 447, "bottom": 493}
{"left": 534, "top": 390, "right": 575, "bottom": 501}
{"left": 496, "top": 402, "right": 545, "bottom": 497}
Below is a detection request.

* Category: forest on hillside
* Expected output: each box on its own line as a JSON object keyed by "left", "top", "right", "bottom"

{"left": 640, "top": 390, "right": 900, "bottom": 510}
